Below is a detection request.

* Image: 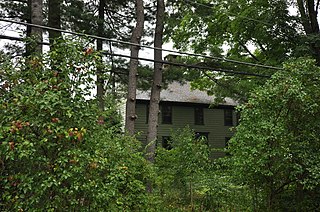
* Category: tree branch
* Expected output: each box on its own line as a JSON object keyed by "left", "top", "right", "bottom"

{"left": 239, "top": 41, "right": 260, "bottom": 62}
{"left": 307, "top": 0, "right": 320, "bottom": 33}
{"left": 297, "top": 0, "right": 312, "bottom": 34}
{"left": 201, "top": 70, "right": 245, "bottom": 101}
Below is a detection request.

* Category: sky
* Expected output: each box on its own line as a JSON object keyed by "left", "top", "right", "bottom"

{"left": 0, "top": 19, "right": 176, "bottom": 68}
{"left": 0, "top": 3, "right": 314, "bottom": 64}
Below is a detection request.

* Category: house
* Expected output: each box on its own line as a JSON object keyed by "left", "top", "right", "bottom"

{"left": 135, "top": 81, "right": 238, "bottom": 158}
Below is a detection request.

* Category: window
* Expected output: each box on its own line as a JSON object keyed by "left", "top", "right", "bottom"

{"left": 194, "top": 107, "right": 204, "bottom": 125}
{"left": 146, "top": 104, "right": 149, "bottom": 124}
{"left": 236, "top": 111, "right": 241, "bottom": 125}
{"left": 162, "top": 136, "right": 172, "bottom": 150}
{"left": 162, "top": 105, "right": 172, "bottom": 124}
{"left": 195, "top": 132, "right": 209, "bottom": 145}
{"left": 224, "top": 109, "right": 233, "bottom": 126}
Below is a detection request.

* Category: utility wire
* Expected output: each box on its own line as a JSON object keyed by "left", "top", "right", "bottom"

{"left": 0, "top": 33, "right": 270, "bottom": 78}
{"left": 0, "top": 18, "right": 283, "bottom": 70}
{"left": 0, "top": 34, "right": 50, "bottom": 45}
{"left": 104, "top": 51, "right": 271, "bottom": 78}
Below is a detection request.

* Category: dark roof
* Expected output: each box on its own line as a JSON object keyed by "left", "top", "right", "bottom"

{"left": 136, "top": 81, "right": 237, "bottom": 106}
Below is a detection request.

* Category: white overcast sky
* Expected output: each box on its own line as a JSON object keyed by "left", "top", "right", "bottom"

{"left": 0, "top": 4, "right": 310, "bottom": 64}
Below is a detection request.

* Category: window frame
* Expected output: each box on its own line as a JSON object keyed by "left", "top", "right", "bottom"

{"left": 224, "top": 109, "right": 233, "bottom": 126}
{"left": 145, "top": 104, "right": 149, "bottom": 124}
{"left": 194, "top": 106, "right": 204, "bottom": 125}
{"left": 161, "top": 105, "right": 172, "bottom": 124}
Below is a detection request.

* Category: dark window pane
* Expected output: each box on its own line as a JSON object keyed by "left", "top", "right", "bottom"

{"left": 194, "top": 107, "right": 204, "bottom": 125}
{"left": 224, "top": 109, "right": 233, "bottom": 126}
{"left": 236, "top": 112, "right": 241, "bottom": 125}
{"left": 162, "top": 105, "right": 172, "bottom": 124}
{"left": 146, "top": 104, "right": 149, "bottom": 124}
{"left": 162, "top": 136, "right": 172, "bottom": 150}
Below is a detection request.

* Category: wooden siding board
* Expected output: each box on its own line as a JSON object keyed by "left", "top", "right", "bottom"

{"left": 135, "top": 102, "right": 235, "bottom": 158}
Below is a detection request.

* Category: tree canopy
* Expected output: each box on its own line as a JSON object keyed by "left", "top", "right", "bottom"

{"left": 165, "top": 0, "right": 320, "bottom": 102}
{"left": 1, "top": 1, "right": 320, "bottom": 210}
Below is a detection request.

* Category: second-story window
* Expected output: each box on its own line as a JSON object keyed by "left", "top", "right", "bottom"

{"left": 194, "top": 107, "right": 204, "bottom": 125}
{"left": 146, "top": 104, "right": 149, "bottom": 124}
{"left": 162, "top": 105, "right": 172, "bottom": 124}
{"left": 224, "top": 109, "right": 233, "bottom": 126}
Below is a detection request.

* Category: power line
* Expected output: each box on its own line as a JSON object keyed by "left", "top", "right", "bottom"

{"left": 0, "top": 34, "right": 50, "bottom": 45}
{"left": 0, "top": 33, "right": 271, "bottom": 77}
{"left": 0, "top": 18, "right": 283, "bottom": 71}
{"left": 104, "top": 51, "right": 271, "bottom": 78}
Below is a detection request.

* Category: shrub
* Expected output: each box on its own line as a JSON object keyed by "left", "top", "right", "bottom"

{"left": 154, "top": 127, "right": 210, "bottom": 210}
{"left": 0, "top": 39, "right": 150, "bottom": 211}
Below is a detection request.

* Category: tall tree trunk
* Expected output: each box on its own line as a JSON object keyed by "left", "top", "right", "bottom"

{"left": 48, "top": 0, "right": 62, "bottom": 46}
{"left": 146, "top": 0, "right": 165, "bottom": 163}
{"left": 25, "top": 0, "right": 32, "bottom": 56}
{"left": 297, "top": 0, "right": 320, "bottom": 64}
{"left": 125, "top": 0, "right": 144, "bottom": 135}
{"left": 97, "top": 0, "right": 106, "bottom": 111}
{"left": 26, "top": 0, "right": 43, "bottom": 55}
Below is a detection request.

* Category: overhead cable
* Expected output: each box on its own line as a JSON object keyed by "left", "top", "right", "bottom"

{"left": 104, "top": 51, "right": 271, "bottom": 78}
{"left": 0, "top": 33, "right": 270, "bottom": 78}
{"left": 0, "top": 18, "right": 283, "bottom": 71}
{"left": 0, "top": 34, "right": 49, "bottom": 45}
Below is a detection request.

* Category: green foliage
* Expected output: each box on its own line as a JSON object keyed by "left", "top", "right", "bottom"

{"left": 164, "top": 0, "right": 314, "bottom": 103}
{"left": 63, "top": 0, "right": 135, "bottom": 40}
{"left": 229, "top": 58, "right": 320, "bottom": 210}
{"left": 153, "top": 127, "right": 252, "bottom": 211}
{"left": 0, "top": 39, "right": 150, "bottom": 210}
{"left": 194, "top": 159, "right": 253, "bottom": 211}
{"left": 166, "top": 0, "right": 300, "bottom": 64}
{"left": 154, "top": 127, "right": 210, "bottom": 209}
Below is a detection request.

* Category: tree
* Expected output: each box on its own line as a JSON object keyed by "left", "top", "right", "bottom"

{"left": 165, "top": 0, "right": 320, "bottom": 102}
{"left": 27, "top": 0, "right": 43, "bottom": 54}
{"left": 0, "top": 38, "right": 150, "bottom": 210}
{"left": 125, "top": 0, "right": 144, "bottom": 135}
{"left": 146, "top": 0, "right": 165, "bottom": 164}
{"left": 48, "top": 0, "right": 62, "bottom": 45}
{"left": 0, "top": 0, "right": 33, "bottom": 55}
{"left": 154, "top": 127, "right": 211, "bottom": 210}
{"left": 297, "top": 0, "right": 320, "bottom": 63}
{"left": 96, "top": 0, "right": 106, "bottom": 111}
{"left": 228, "top": 58, "right": 320, "bottom": 210}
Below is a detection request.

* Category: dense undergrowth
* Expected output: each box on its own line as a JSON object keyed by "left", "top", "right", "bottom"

{"left": 1, "top": 40, "right": 320, "bottom": 211}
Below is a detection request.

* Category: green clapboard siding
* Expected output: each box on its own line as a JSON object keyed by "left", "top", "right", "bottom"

{"left": 135, "top": 102, "right": 236, "bottom": 158}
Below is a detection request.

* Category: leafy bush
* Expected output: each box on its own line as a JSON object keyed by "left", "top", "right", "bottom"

{"left": 152, "top": 128, "right": 255, "bottom": 211}
{"left": 229, "top": 58, "right": 320, "bottom": 211}
{"left": 154, "top": 127, "right": 214, "bottom": 210}
{"left": 0, "top": 39, "right": 150, "bottom": 211}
